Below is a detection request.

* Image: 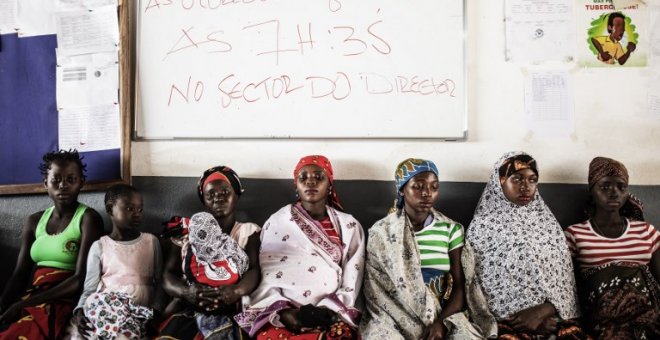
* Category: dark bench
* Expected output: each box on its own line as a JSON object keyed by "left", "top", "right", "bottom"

{"left": 1, "top": 176, "right": 659, "bottom": 292}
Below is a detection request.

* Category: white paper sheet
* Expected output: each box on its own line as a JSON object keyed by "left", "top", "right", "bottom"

{"left": 56, "top": 5, "right": 118, "bottom": 56}
{"left": 505, "top": 0, "right": 575, "bottom": 63}
{"left": 646, "top": 4, "right": 658, "bottom": 118}
{"left": 83, "top": 0, "right": 117, "bottom": 7}
{"left": 649, "top": 93, "right": 660, "bottom": 119}
{"left": 524, "top": 70, "right": 574, "bottom": 137}
{"left": 56, "top": 52, "right": 119, "bottom": 108}
{"left": 56, "top": 0, "right": 117, "bottom": 10}
{"left": 651, "top": 6, "right": 660, "bottom": 57}
{"left": 58, "top": 104, "right": 120, "bottom": 152}
{"left": 612, "top": 0, "right": 646, "bottom": 10}
{"left": 649, "top": 68, "right": 660, "bottom": 118}
{"left": 56, "top": 0, "right": 83, "bottom": 8}
{"left": 16, "top": 0, "right": 56, "bottom": 37}
{"left": 0, "top": 0, "right": 18, "bottom": 34}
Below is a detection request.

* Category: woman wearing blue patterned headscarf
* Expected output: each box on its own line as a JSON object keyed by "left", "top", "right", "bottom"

{"left": 360, "top": 158, "right": 484, "bottom": 339}
{"left": 392, "top": 158, "right": 440, "bottom": 214}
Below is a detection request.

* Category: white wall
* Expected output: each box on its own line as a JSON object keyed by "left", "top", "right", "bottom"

{"left": 132, "top": 0, "right": 660, "bottom": 185}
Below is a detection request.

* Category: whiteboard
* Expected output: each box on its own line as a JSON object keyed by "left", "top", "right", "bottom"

{"left": 136, "top": 0, "right": 466, "bottom": 139}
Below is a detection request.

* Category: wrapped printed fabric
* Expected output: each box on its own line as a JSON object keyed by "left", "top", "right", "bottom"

{"left": 84, "top": 291, "right": 153, "bottom": 339}
{"left": 185, "top": 212, "right": 249, "bottom": 287}
{"left": 159, "top": 211, "right": 255, "bottom": 339}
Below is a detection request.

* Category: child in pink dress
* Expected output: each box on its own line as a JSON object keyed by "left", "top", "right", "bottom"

{"left": 72, "top": 184, "right": 161, "bottom": 339}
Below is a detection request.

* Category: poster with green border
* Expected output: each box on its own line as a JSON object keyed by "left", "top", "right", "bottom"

{"left": 578, "top": 1, "right": 647, "bottom": 67}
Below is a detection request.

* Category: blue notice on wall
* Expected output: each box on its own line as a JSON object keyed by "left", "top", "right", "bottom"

{"left": 0, "top": 33, "right": 120, "bottom": 186}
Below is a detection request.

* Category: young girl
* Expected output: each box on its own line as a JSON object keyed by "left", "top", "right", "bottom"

{"left": 72, "top": 184, "right": 161, "bottom": 339}
{"left": 0, "top": 150, "right": 103, "bottom": 338}
{"left": 565, "top": 157, "right": 659, "bottom": 339}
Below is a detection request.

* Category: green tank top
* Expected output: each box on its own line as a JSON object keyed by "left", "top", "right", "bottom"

{"left": 30, "top": 204, "right": 87, "bottom": 271}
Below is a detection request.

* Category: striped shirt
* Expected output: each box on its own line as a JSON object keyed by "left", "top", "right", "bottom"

{"left": 320, "top": 216, "right": 341, "bottom": 246}
{"left": 415, "top": 221, "right": 464, "bottom": 272}
{"left": 564, "top": 219, "right": 660, "bottom": 270}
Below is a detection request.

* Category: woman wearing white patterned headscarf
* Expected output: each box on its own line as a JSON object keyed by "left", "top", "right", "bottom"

{"left": 465, "top": 151, "right": 589, "bottom": 339}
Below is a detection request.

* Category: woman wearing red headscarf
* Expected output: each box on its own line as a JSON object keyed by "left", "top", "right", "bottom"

{"left": 235, "top": 155, "right": 365, "bottom": 340}
{"left": 565, "top": 157, "right": 660, "bottom": 339}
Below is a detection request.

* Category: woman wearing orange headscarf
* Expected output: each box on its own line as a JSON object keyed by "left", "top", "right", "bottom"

{"left": 235, "top": 155, "right": 365, "bottom": 340}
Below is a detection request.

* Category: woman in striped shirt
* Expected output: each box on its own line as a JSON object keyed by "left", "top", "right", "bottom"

{"left": 360, "top": 158, "right": 483, "bottom": 340}
{"left": 564, "top": 157, "right": 660, "bottom": 339}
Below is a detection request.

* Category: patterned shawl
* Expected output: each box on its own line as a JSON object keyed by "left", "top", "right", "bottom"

{"left": 360, "top": 209, "right": 485, "bottom": 339}
{"left": 186, "top": 212, "right": 249, "bottom": 286}
{"left": 235, "top": 203, "right": 365, "bottom": 336}
{"left": 466, "top": 151, "right": 579, "bottom": 320}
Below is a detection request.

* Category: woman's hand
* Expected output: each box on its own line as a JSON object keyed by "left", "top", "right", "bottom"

{"left": 180, "top": 283, "right": 199, "bottom": 306}
{"left": 298, "top": 304, "right": 338, "bottom": 330}
{"left": 181, "top": 284, "right": 217, "bottom": 312}
{"left": 279, "top": 308, "right": 302, "bottom": 333}
{"left": 216, "top": 285, "right": 242, "bottom": 305}
{"left": 422, "top": 319, "right": 447, "bottom": 340}
{"left": 195, "top": 285, "right": 223, "bottom": 312}
{"left": 184, "top": 284, "right": 243, "bottom": 313}
{"left": 539, "top": 315, "right": 558, "bottom": 335}
{"left": 507, "top": 303, "right": 556, "bottom": 334}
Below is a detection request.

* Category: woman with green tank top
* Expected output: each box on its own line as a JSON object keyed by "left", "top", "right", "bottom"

{"left": 0, "top": 150, "right": 103, "bottom": 339}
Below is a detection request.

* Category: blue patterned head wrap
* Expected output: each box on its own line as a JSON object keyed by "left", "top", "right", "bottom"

{"left": 394, "top": 158, "right": 439, "bottom": 211}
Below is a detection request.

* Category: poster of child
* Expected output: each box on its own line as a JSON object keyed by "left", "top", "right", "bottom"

{"left": 578, "top": 1, "right": 647, "bottom": 67}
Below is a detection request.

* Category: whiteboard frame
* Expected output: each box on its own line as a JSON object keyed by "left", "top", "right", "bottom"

{"left": 133, "top": 0, "right": 467, "bottom": 141}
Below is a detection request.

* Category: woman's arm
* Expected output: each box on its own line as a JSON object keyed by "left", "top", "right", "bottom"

{"left": 161, "top": 242, "right": 197, "bottom": 305}
{"left": 439, "top": 247, "right": 466, "bottom": 320}
{"left": 150, "top": 236, "right": 167, "bottom": 315}
{"left": 0, "top": 213, "right": 40, "bottom": 313}
{"left": 76, "top": 241, "right": 102, "bottom": 310}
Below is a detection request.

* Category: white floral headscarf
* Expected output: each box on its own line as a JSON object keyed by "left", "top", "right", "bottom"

{"left": 466, "top": 151, "right": 579, "bottom": 320}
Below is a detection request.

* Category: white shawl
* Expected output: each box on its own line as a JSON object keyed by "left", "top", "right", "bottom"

{"left": 236, "top": 204, "right": 365, "bottom": 336}
{"left": 466, "top": 151, "right": 579, "bottom": 320}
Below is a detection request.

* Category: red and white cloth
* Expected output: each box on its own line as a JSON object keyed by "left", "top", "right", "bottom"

{"left": 564, "top": 219, "right": 660, "bottom": 270}
{"left": 235, "top": 203, "right": 365, "bottom": 337}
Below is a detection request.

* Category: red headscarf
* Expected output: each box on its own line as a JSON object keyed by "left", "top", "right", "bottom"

{"left": 294, "top": 155, "right": 344, "bottom": 211}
